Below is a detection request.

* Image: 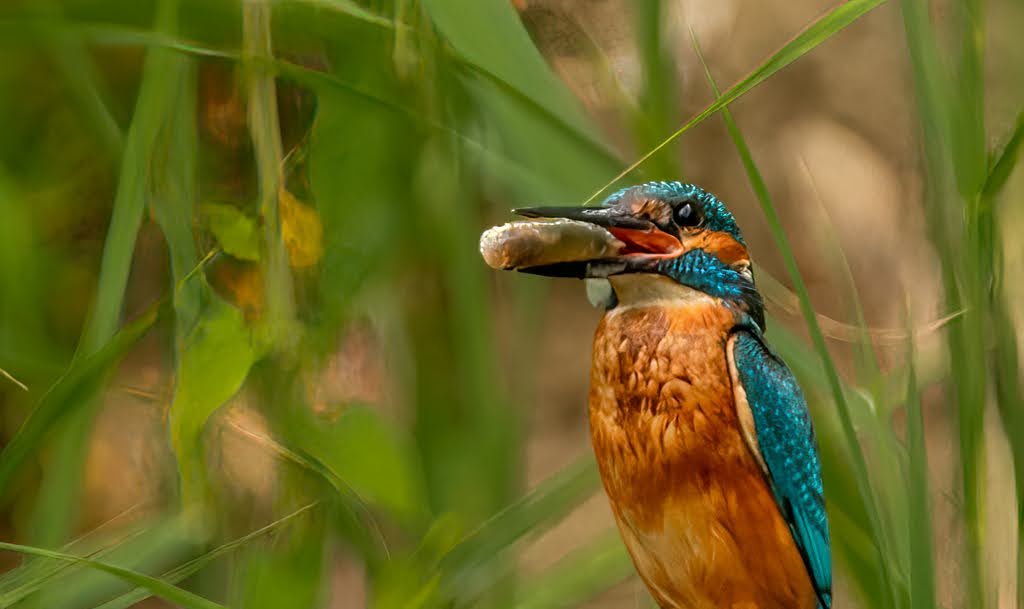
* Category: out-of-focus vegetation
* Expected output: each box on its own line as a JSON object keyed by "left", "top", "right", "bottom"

{"left": 0, "top": 0, "right": 1021, "bottom": 608}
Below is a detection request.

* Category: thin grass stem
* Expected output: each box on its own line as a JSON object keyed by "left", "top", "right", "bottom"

{"left": 694, "top": 37, "right": 899, "bottom": 607}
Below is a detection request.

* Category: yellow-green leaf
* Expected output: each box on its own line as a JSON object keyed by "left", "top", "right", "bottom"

{"left": 169, "top": 286, "right": 259, "bottom": 506}
{"left": 202, "top": 202, "right": 261, "bottom": 261}
{"left": 278, "top": 187, "right": 324, "bottom": 268}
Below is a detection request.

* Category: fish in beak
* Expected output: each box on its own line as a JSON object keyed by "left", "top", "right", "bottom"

{"left": 499, "top": 203, "right": 684, "bottom": 277}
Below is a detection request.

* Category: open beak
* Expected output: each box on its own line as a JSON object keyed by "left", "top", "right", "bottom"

{"left": 511, "top": 204, "right": 683, "bottom": 277}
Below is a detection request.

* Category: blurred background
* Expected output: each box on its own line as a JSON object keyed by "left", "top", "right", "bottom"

{"left": 0, "top": 0, "right": 1021, "bottom": 608}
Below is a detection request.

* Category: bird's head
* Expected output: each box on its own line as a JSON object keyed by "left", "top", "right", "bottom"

{"left": 516, "top": 181, "right": 763, "bottom": 328}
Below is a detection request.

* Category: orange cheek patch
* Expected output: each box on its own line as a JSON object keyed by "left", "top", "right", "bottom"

{"left": 683, "top": 231, "right": 749, "bottom": 266}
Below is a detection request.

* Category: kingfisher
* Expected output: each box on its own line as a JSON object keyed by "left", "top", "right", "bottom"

{"left": 512, "top": 182, "right": 831, "bottom": 609}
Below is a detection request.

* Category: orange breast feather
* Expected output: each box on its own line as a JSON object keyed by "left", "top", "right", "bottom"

{"left": 588, "top": 301, "right": 816, "bottom": 609}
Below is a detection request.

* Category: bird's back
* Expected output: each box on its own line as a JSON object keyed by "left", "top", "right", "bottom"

{"left": 588, "top": 286, "right": 817, "bottom": 609}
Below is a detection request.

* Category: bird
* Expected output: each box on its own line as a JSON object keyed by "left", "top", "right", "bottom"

{"left": 514, "top": 182, "right": 831, "bottom": 609}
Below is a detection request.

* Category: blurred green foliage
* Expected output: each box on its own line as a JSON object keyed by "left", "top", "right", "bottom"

{"left": 0, "top": 0, "right": 1019, "bottom": 608}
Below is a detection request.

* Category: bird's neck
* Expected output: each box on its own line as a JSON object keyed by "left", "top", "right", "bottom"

{"left": 651, "top": 249, "right": 764, "bottom": 329}
{"left": 608, "top": 274, "right": 715, "bottom": 311}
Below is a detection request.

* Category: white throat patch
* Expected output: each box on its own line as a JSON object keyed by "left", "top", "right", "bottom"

{"left": 607, "top": 273, "right": 714, "bottom": 311}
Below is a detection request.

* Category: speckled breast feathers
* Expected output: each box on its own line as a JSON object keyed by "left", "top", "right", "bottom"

{"left": 588, "top": 289, "right": 817, "bottom": 609}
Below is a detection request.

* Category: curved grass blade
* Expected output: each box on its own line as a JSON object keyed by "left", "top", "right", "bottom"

{"left": 513, "top": 530, "right": 635, "bottom": 609}
{"left": 421, "top": 0, "right": 615, "bottom": 161}
{"left": 757, "top": 266, "right": 963, "bottom": 346}
{"left": 0, "top": 542, "right": 225, "bottom": 609}
{"left": 795, "top": 158, "right": 882, "bottom": 386}
{"left": 981, "top": 109, "right": 1024, "bottom": 202}
{"left": 222, "top": 417, "right": 391, "bottom": 563}
{"left": 453, "top": 58, "right": 623, "bottom": 170}
{"left": 694, "top": 37, "right": 898, "bottom": 607}
{"left": 295, "top": 0, "right": 397, "bottom": 29}
{"left": 437, "top": 454, "right": 599, "bottom": 598}
{"left": 0, "top": 506, "right": 184, "bottom": 607}
{"left": 585, "top": 0, "right": 888, "bottom": 203}
{"left": 420, "top": 0, "right": 622, "bottom": 205}
{"left": 94, "top": 503, "right": 319, "bottom": 609}
{"left": 30, "top": 0, "right": 190, "bottom": 559}
{"left": 0, "top": 299, "right": 165, "bottom": 497}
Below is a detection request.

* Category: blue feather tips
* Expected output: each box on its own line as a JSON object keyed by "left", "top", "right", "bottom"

{"left": 733, "top": 332, "right": 832, "bottom": 608}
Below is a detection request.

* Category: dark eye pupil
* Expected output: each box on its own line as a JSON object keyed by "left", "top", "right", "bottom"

{"left": 674, "top": 203, "right": 700, "bottom": 227}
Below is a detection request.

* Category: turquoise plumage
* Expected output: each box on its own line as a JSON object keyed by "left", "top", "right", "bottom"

{"left": 733, "top": 330, "right": 832, "bottom": 608}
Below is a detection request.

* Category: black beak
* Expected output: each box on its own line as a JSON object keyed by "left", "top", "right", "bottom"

{"left": 505, "top": 205, "right": 653, "bottom": 279}
{"left": 513, "top": 205, "right": 651, "bottom": 230}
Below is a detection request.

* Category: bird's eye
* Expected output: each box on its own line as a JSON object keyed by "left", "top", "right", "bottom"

{"left": 673, "top": 202, "right": 702, "bottom": 228}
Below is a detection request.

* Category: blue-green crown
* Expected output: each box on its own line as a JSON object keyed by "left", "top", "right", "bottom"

{"left": 603, "top": 181, "right": 744, "bottom": 245}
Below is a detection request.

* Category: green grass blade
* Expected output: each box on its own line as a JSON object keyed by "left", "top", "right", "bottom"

{"left": 0, "top": 522, "right": 135, "bottom": 605}
{"left": 796, "top": 162, "right": 883, "bottom": 389}
{"left": 513, "top": 531, "right": 635, "bottom": 609}
{"left": 904, "top": 315, "right": 936, "bottom": 609}
{"left": 830, "top": 506, "right": 886, "bottom": 608}
{"left": 30, "top": 0, "right": 123, "bottom": 160}
{"left": 290, "top": 405, "right": 429, "bottom": 528}
{"left": 900, "top": 3, "right": 990, "bottom": 607}
{"left": 953, "top": 0, "right": 987, "bottom": 199}
{"left": 420, "top": 0, "right": 622, "bottom": 204}
{"left": 456, "top": 58, "right": 622, "bottom": 168}
{"left": 5, "top": 20, "right": 239, "bottom": 60}
{"left": 221, "top": 415, "right": 391, "bottom": 562}
{"left": 695, "top": 40, "right": 898, "bottom": 607}
{"left": 296, "top": 0, "right": 397, "bottom": 29}
{"left": 802, "top": 171, "right": 909, "bottom": 581}
{"left": 13, "top": 516, "right": 201, "bottom": 608}
{"left": 30, "top": 0, "right": 189, "bottom": 555}
{"left": 796, "top": 165, "right": 911, "bottom": 583}
{"left": 992, "top": 234, "right": 1024, "bottom": 609}
{"left": 981, "top": 110, "right": 1024, "bottom": 202}
{"left": 897, "top": 0, "right": 960, "bottom": 273}
{"left": 437, "top": 455, "right": 599, "bottom": 595}
{"left": 585, "top": 0, "right": 888, "bottom": 203}
{"left": 78, "top": 0, "right": 183, "bottom": 356}
{"left": 0, "top": 542, "right": 225, "bottom": 609}
{"left": 632, "top": 0, "right": 680, "bottom": 180}
{"left": 421, "top": 0, "right": 613, "bottom": 159}
{"left": 0, "top": 510, "right": 191, "bottom": 607}
{"left": 0, "top": 299, "right": 164, "bottom": 496}
{"left": 150, "top": 53, "right": 200, "bottom": 335}
{"left": 94, "top": 503, "right": 319, "bottom": 609}
{"left": 162, "top": 1, "right": 282, "bottom": 514}
{"left": 243, "top": 0, "right": 295, "bottom": 337}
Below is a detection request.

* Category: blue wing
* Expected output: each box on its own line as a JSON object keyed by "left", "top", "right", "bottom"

{"left": 730, "top": 330, "right": 832, "bottom": 609}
